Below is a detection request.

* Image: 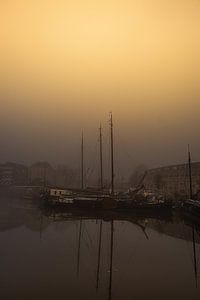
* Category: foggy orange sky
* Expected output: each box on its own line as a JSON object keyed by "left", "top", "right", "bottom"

{"left": 0, "top": 0, "right": 200, "bottom": 179}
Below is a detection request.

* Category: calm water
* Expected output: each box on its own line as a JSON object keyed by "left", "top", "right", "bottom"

{"left": 0, "top": 194, "right": 200, "bottom": 300}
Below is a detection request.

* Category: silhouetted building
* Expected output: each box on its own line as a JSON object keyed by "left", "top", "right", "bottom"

{"left": 0, "top": 162, "right": 28, "bottom": 186}
{"left": 144, "top": 162, "right": 200, "bottom": 199}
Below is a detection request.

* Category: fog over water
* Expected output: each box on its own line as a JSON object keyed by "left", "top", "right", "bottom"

{"left": 0, "top": 0, "right": 200, "bottom": 179}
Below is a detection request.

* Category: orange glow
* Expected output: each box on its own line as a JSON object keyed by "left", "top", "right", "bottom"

{"left": 0, "top": 0, "right": 200, "bottom": 170}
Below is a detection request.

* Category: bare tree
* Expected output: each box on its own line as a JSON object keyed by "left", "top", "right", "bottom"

{"left": 129, "top": 164, "right": 147, "bottom": 187}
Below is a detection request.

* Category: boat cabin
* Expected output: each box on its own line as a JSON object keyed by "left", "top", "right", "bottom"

{"left": 49, "top": 188, "right": 73, "bottom": 197}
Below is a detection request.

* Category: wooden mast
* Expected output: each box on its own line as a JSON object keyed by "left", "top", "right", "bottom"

{"left": 95, "top": 126, "right": 103, "bottom": 291}
{"left": 110, "top": 113, "right": 114, "bottom": 195}
{"left": 99, "top": 124, "right": 103, "bottom": 190}
{"left": 109, "top": 113, "right": 115, "bottom": 299}
{"left": 188, "top": 144, "right": 193, "bottom": 199}
{"left": 81, "top": 132, "right": 84, "bottom": 190}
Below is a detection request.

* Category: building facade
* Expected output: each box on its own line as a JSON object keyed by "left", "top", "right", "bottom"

{"left": 144, "top": 162, "right": 200, "bottom": 200}
{"left": 0, "top": 162, "right": 28, "bottom": 186}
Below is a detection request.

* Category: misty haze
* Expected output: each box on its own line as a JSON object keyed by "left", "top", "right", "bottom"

{"left": 0, "top": 1, "right": 200, "bottom": 300}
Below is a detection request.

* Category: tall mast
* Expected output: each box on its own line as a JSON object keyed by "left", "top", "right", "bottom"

{"left": 110, "top": 113, "right": 114, "bottom": 195}
{"left": 188, "top": 144, "right": 193, "bottom": 199}
{"left": 81, "top": 133, "right": 84, "bottom": 190}
{"left": 99, "top": 124, "right": 103, "bottom": 190}
{"left": 109, "top": 114, "right": 115, "bottom": 299}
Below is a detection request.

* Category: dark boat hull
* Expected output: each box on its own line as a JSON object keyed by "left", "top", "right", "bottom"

{"left": 182, "top": 200, "right": 200, "bottom": 218}
{"left": 42, "top": 205, "right": 173, "bottom": 222}
{"left": 43, "top": 196, "right": 172, "bottom": 215}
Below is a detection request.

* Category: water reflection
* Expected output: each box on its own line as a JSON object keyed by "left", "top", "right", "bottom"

{"left": 0, "top": 195, "right": 200, "bottom": 300}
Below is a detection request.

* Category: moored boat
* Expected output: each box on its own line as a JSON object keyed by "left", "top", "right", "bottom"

{"left": 42, "top": 114, "right": 172, "bottom": 212}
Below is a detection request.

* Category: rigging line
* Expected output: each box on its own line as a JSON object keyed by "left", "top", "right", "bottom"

{"left": 84, "top": 223, "right": 94, "bottom": 246}
{"left": 83, "top": 238, "right": 93, "bottom": 256}
{"left": 80, "top": 230, "right": 97, "bottom": 258}
{"left": 82, "top": 223, "right": 98, "bottom": 259}
{"left": 86, "top": 167, "right": 96, "bottom": 182}
{"left": 83, "top": 231, "right": 96, "bottom": 256}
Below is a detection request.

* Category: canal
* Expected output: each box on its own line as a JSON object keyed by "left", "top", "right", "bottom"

{"left": 0, "top": 195, "right": 200, "bottom": 300}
